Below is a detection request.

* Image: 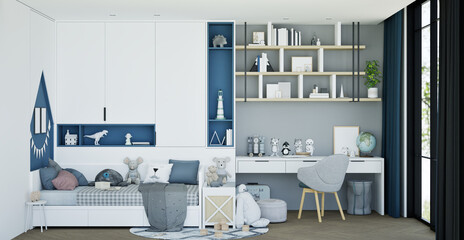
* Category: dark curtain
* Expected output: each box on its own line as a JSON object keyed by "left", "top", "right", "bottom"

{"left": 382, "top": 10, "right": 403, "bottom": 218}
{"left": 437, "top": 0, "right": 463, "bottom": 239}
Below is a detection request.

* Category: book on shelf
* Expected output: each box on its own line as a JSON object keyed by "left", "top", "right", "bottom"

{"left": 226, "top": 129, "right": 233, "bottom": 146}
{"left": 298, "top": 31, "right": 302, "bottom": 45}
{"left": 278, "top": 28, "right": 288, "bottom": 46}
{"left": 309, "top": 93, "right": 329, "bottom": 98}
{"left": 267, "top": 22, "right": 272, "bottom": 46}
{"left": 272, "top": 28, "right": 277, "bottom": 46}
{"left": 290, "top": 28, "right": 294, "bottom": 46}
{"left": 132, "top": 142, "right": 150, "bottom": 145}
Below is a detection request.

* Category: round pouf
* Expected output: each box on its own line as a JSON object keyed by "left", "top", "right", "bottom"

{"left": 257, "top": 199, "right": 287, "bottom": 223}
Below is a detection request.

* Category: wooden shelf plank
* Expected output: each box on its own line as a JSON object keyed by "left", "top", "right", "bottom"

{"left": 235, "top": 98, "right": 381, "bottom": 102}
{"left": 236, "top": 45, "right": 366, "bottom": 50}
{"left": 235, "top": 72, "right": 365, "bottom": 76}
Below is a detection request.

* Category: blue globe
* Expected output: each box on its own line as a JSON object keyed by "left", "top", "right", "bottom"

{"left": 356, "top": 132, "right": 376, "bottom": 154}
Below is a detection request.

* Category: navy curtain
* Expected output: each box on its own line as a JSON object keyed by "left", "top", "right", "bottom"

{"left": 382, "top": 10, "right": 403, "bottom": 218}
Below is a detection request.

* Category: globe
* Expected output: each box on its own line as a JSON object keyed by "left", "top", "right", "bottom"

{"left": 356, "top": 132, "right": 376, "bottom": 154}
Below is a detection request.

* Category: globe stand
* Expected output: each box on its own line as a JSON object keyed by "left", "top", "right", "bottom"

{"left": 360, "top": 152, "right": 373, "bottom": 157}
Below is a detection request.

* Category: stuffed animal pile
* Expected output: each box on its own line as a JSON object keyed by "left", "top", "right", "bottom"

{"left": 235, "top": 184, "right": 270, "bottom": 228}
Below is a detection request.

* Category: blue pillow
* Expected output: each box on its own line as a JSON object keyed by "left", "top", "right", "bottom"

{"left": 40, "top": 167, "right": 58, "bottom": 190}
{"left": 65, "top": 168, "right": 88, "bottom": 186}
{"left": 168, "top": 160, "right": 200, "bottom": 185}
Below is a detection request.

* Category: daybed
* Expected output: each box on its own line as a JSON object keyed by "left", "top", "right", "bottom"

{"left": 31, "top": 164, "right": 204, "bottom": 227}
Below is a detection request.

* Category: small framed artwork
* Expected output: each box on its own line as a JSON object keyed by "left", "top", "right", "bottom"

{"left": 292, "top": 57, "right": 313, "bottom": 72}
{"left": 253, "top": 32, "right": 265, "bottom": 44}
{"left": 333, "top": 126, "right": 360, "bottom": 156}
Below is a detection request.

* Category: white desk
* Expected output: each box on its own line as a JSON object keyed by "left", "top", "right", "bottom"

{"left": 236, "top": 156, "right": 384, "bottom": 215}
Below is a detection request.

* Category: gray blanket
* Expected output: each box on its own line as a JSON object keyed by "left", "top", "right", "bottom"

{"left": 138, "top": 183, "right": 187, "bottom": 232}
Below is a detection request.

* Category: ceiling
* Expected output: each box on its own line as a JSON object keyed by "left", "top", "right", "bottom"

{"left": 19, "top": 0, "right": 414, "bottom": 24}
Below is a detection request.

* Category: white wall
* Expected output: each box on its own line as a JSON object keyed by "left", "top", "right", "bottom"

{"left": 0, "top": 0, "right": 55, "bottom": 238}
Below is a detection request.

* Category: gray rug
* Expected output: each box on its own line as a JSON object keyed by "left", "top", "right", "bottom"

{"left": 129, "top": 227, "right": 269, "bottom": 239}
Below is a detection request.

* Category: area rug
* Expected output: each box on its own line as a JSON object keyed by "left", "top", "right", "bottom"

{"left": 130, "top": 227, "right": 269, "bottom": 239}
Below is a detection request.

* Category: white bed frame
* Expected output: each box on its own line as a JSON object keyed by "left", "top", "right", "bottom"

{"left": 31, "top": 163, "right": 204, "bottom": 228}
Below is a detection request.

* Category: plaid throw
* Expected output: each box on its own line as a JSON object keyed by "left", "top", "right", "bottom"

{"left": 77, "top": 184, "right": 198, "bottom": 206}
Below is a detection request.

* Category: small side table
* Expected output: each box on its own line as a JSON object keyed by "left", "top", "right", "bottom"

{"left": 25, "top": 200, "right": 47, "bottom": 233}
{"left": 202, "top": 182, "right": 236, "bottom": 229}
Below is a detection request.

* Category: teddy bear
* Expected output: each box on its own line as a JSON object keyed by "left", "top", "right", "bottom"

{"left": 30, "top": 191, "right": 40, "bottom": 202}
{"left": 123, "top": 157, "right": 143, "bottom": 184}
{"left": 205, "top": 165, "right": 220, "bottom": 187}
{"left": 213, "top": 157, "right": 232, "bottom": 184}
{"left": 235, "top": 184, "right": 270, "bottom": 229}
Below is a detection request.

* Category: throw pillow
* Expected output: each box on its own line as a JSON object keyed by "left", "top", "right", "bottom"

{"left": 143, "top": 164, "right": 173, "bottom": 183}
{"left": 52, "top": 170, "right": 79, "bottom": 190}
{"left": 48, "top": 158, "right": 62, "bottom": 172}
{"left": 39, "top": 167, "right": 58, "bottom": 190}
{"left": 65, "top": 168, "right": 89, "bottom": 186}
{"left": 168, "top": 160, "right": 200, "bottom": 185}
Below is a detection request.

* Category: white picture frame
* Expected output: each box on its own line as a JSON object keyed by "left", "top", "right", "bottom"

{"left": 34, "top": 108, "right": 41, "bottom": 134}
{"left": 292, "top": 57, "right": 312, "bottom": 72}
{"left": 333, "top": 126, "right": 360, "bottom": 156}
{"left": 252, "top": 32, "right": 265, "bottom": 44}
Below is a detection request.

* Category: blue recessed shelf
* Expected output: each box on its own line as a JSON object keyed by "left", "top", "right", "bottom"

{"left": 57, "top": 124, "right": 155, "bottom": 147}
{"left": 207, "top": 22, "right": 234, "bottom": 147}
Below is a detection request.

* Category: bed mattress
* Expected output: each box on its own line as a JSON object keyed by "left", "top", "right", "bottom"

{"left": 41, "top": 184, "right": 199, "bottom": 206}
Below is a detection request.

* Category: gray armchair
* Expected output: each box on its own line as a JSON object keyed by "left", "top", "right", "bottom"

{"left": 297, "top": 155, "right": 349, "bottom": 222}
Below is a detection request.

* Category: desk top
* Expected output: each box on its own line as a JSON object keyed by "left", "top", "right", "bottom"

{"left": 236, "top": 156, "right": 383, "bottom": 161}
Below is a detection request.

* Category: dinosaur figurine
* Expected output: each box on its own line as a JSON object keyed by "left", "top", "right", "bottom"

{"left": 84, "top": 130, "right": 108, "bottom": 145}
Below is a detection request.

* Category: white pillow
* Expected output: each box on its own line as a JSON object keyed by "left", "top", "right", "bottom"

{"left": 143, "top": 164, "right": 173, "bottom": 183}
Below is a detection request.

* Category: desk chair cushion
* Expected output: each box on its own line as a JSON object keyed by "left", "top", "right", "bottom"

{"left": 297, "top": 155, "right": 349, "bottom": 192}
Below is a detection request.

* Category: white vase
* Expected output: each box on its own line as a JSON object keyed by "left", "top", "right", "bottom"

{"left": 368, "top": 88, "right": 378, "bottom": 98}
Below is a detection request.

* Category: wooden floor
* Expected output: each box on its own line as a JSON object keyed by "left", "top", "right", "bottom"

{"left": 16, "top": 211, "right": 434, "bottom": 240}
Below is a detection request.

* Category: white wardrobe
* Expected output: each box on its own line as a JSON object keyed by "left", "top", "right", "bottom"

{"left": 56, "top": 21, "right": 206, "bottom": 146}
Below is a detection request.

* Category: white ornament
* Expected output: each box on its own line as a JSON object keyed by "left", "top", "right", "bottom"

{"left": 270, "top": 138, "right": 279, "bottom": 157}
{"left": 84, "top": 130, "right": 108, "bottom": 145}
{"left": 125, "top": 133, "right": 132, "bottom": 145}
{"left": 216, "top": 89, "right": 225, "bottom": 120}
{"left": 294, "top": 139, "right": 303, "bottom": 153}
{"left": 305, "top": 138, "right": 315, "bottom": 156}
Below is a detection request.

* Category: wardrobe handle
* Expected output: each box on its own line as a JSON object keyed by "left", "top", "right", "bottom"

{"left": 350, "top": 160, "right": 365, "bottom": 162}
{"left": 103, "top": 107, "right": 106, "bottom": 121}
{"left": 303, "top": 160, "right": 317, "bottom": 162}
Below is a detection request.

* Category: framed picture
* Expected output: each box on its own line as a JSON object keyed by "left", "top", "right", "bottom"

{"left": 292, "top": 57, "right": 312, "bottom": 72}
{"left": 333, "top": 126, "right": 359, "bottom": 156}
{"left": 253, "top": 32, "right": 265, "bottom": 44}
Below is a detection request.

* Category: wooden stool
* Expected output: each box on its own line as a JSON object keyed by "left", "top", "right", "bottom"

{"left": 25, "top": 200, "right": 47, "bottom": 232}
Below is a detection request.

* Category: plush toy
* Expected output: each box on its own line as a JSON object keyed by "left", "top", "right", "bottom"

{"left": 281, "top": 141, "right": 291, "bottom": 155}
{"left": 305, "top": 138, "right": 315, "bottom": 156}
{"left": 30, "top": 191, "right": 40, "bottom": 202}
{"left": 123, "top": 157, "right": 143, "bottom": 184}
{"left": 235, "top": 184, "right": 270, "bottom": 228}
{"left": 270, "top": 138, "right": 279, "bottom": 156}
{"left": 213, "top": 157, "right": 232, "bottom": 184}
{"left": 206, "top": 165, "right": 220, "bottom": 187}
{"left": 89, "top": 169, "right": 128, "bottom": 186}
{"left": 294, "top": 139, "right": 303, "bottom": 153}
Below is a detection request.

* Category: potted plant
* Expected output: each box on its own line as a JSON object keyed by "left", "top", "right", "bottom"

{"left": 363, "top": 60, "right": 382, "bottom": 98}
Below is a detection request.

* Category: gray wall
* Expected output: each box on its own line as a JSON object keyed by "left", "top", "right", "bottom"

{"left": 234, "top": 24, "right": 384, "bottom": 210}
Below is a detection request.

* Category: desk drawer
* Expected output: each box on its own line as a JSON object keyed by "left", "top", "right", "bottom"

{"left": 286, "top": 160, "right": 318, "bottom": 173}
{"left": 237, "top": 160, "right": 285, "bottom": 173}
{"left": 347, "top": 161, "right": 382, "bottom": 173}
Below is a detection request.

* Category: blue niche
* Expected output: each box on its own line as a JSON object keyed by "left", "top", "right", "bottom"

{"left": 30, "top": 72, "right": 54, "bottom": 171}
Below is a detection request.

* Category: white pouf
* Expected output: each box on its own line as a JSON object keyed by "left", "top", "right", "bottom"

{"left": 257, "top": 199, "right": 287, "bottom": 223}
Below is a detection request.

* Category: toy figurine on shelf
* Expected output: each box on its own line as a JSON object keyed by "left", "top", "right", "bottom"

{"left": 248, "top": 135, "right": 265, "bottom": 157}
{"left": 305, "top": 138, "right": 315, "bottom": 156}
{"left": 281, "top": 141, "right": 291, "bottom": 156}
{"left": 216, "top": 89, "right": 225, "bottom": 120}
{"left": 270, "top": 138, "right": 279, "bottom": 157}
{"left": 259, "top": 136, "right": 265, "bottom": 157}
{"left": 311, "top": 34, "right": 318, "bottom": 45}
{"left": 294, "top": 139, "right": 303, "bottom": 153}
{"left": 247, "top": 137, "right": 253, "bottom": 156}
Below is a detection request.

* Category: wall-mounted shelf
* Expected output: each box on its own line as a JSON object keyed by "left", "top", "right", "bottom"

{"left": 57, "top": 124, "right": 155, "bottom": 147}
{"left": 236, "top": 45, "right": 366, "bottom": 50}
{"left": 236, "top": 72, "right": 365, "bottom": 76}
{"left": 207, "top": 22, "right": 235, "bottom": 148}
{"left": 236, "top": 98, "right": 381, "bottom": 102}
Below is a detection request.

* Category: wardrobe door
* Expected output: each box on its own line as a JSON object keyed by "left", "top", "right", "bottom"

{"left": 155, "top": 22, "right": 206, "bottom": 147}
{"left": 57, "top": 23, "right": 105, "bottom": 123}
{"left": 106, "top": 23, "right": 156, "bottom": 123}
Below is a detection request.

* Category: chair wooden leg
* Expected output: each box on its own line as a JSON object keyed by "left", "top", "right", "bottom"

{"left": 314, "top": 191, "right": 322, "bottom": 223}
{"left": 298, "top": 189, "right": 306, "bottom": 219}
{"left": 321, "top": 192, "right": 325, "bottom": 217}
{"left": 334, "top": 192, "right": 345, "bottom": 220}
